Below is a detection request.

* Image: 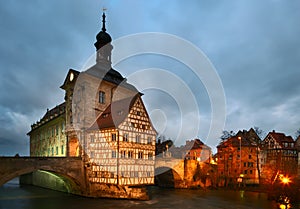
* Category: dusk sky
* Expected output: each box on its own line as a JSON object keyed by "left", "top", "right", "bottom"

{"left": 1, "top": 0, "right": 300, "bottom": 155}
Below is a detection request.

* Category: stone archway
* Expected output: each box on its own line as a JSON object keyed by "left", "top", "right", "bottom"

{"left": 19, "top": 169, "right": 82, "bottom": 194}
{"left": 0, "top": 157, "right": 85, "bottom": 195}
{"left": 155, "top": 166, "right": 184, "bottom": 188}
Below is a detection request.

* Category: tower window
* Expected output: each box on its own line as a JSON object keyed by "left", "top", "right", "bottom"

{"left": 99, "top": 91, "right": 105, "bottom": 104}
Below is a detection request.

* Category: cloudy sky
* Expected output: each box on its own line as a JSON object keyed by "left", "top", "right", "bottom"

{"left": 1, "top": 0, "right": 300, "bottom": 155}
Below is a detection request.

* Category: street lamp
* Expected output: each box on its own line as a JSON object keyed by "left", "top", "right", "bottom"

{"left": 281, "top": 176, "right": 291, "bottom": 185}
{"left": 238, "top": 136, "right": 242, "bottom": 175}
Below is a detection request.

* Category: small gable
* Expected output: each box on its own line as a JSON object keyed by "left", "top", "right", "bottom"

{"left": 60, "top": 69, "right": 80, "bottom": 90}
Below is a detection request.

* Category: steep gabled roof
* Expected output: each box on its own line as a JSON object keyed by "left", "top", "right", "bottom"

{"left": 88, "top": 95, "right": 139, "bottom": 130}
{"left": 268, "top": 132, "right": 294, "bottom": 143}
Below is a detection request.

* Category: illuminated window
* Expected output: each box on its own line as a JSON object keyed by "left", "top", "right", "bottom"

{"left": 56, "top": 125, "right": 59, "bottom": 135}
{"left": 99, "top": 91, "right": 105, "bottom": 104}
{"left": 61, "top": 122, "right": 65, "bottom": 133}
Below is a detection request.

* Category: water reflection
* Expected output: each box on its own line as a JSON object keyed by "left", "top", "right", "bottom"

{"left": 1, "top": 179, "right": 299, "bottom": 209}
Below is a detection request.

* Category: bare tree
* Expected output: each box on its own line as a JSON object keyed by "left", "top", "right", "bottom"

{"left": 295, "top": 128, "right": 300, "bottom": 139}
{"left": 220, "top": 130, "right": 235, "bottom": 141}
{"left": 253, "top": 126, "right": 264, "bottom": 139}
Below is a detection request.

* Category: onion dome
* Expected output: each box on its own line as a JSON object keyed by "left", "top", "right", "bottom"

{"left": 94, "top": 12, "right": 112, "bottom": 50}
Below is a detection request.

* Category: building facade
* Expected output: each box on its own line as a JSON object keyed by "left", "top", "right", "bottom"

{"left": 27, "top": 12, "right": 156, "bottom": 187}
{"left": 28, "top": 103, "right": 66, "bottom": 157}
{"left": 260, "top": 131, "right": 298, "bottom": 183}
{"left": 217, "top": 128, "right": 261, "bottom": 185}
{"left": 183, "top": 139, "right": 211, "bottom": 162}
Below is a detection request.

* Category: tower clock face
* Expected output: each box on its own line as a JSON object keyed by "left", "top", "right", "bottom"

{"left": 70, "top": 72, "right": 74, "bottom": 81}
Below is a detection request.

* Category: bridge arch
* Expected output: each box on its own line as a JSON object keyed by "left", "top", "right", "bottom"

{"left": 155, "top": 166, "right": 184, "bottom": 188}
{"left": 0, "top": 157, "right": 85, "bottom": 195}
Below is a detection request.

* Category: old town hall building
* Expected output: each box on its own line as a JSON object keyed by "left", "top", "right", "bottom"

{"left": 27, "top": 12, "right": 157, "bottom": 186}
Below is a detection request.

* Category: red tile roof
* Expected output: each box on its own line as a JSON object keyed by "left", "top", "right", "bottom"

{"left": 268, "top": 132, "right": 294, "bottom": 143}
{"left": 88, "top": 95, "right": 138, "bottom": 130}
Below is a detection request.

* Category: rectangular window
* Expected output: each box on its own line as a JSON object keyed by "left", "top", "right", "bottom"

{"left": 244, "top": 162, "right": 247, "bottom": 167}
{"left": 244, "top": 170, "right": 248, "bottom": 174}
{"left": 99, "top": 91, "right": 105, "bottom": 104}
{"left": 123, "top": 134, "right": 128, "bottom": 142}
{"left": 112, "top": 151, "right": 117, "bottom": 158}
{"left": 128, "top": 151, "right": 133, "bottom": 158}
{"left": 61, "top": 122, "right": 65, "bottom": 133}
{"left": 61, "top": 145, "right": 64, "bottom": 155}
{"left": 148, "top": 152, "right": 153, "bottom": 160}
{"left": 56, "top": 146, "right": 58, "bottom": 155}
{"left": 147, "top": 137, "right": 152, "bottom": 144}
{"left": 134, "top": 171, "right": 139, "bottom": 178}
{"left": 112, "top": 133, "right": 117, "bottom": 141}
{"left": 90, "top": 135, "right": 95, "bottom": 143}
{"left": 249, "top": 155, "right": 252, "bottom": 159}
{"left": 56, "top": 125, "right": 59, "bottom": 135}
{"left": 51, "top": 147, "right": 54, "bottom": 156}
{"left": 121, "top": 150, "right": 126, "bottom": 158}
{"left": 90, "top": 151, "right": 95, "bottom": 158}
{"left": 138, "top": 151, "right": 143, "bottom": 159}
{"left": 250, "top": 170, "right": 253, "bottom": 174}
{"left": 136, "top": 135, "right": 140, "bottom": 143}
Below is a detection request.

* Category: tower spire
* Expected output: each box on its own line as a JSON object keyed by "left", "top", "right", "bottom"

{"left": 102, "top": 8, "right": 107, "bottom": 32}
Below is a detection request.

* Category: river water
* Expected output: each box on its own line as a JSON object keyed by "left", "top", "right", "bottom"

{"left": 0, "top": 178, "right": 294, "bottom": 209}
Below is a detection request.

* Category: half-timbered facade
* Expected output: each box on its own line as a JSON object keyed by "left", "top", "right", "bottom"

{"left": 260, "top": 131, "right": 298, "bottom": 182}
{"left": 86, "top": 95, "right": 156, "bottom": 185}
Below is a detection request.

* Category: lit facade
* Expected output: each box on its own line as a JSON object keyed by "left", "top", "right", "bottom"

{"left": 28, "top": 103, "right": 66, "bottom": 157}
{"left": 260, "top": 131, "right": 298, "bottom": 183}
{"left": 217, "top": 128, "right": 261, "bottom": 185}
{"left": 27, "top": 12, "right": 156, "bottom": 186}
{"left": 183, "top": 139, "right": 211, "bottom": 162}
{"left": 86, "top": 95, "right": 156, "bottom": 185}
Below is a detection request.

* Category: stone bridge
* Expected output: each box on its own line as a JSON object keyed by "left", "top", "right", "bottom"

{"left": 155, "top": 157, "right": 216, "bottom": 188}
{"left": 155, "top": 157, "right": 187, "bottom": 188}
{"left": 0, "top": 157, "right": 86, "bottom": 195}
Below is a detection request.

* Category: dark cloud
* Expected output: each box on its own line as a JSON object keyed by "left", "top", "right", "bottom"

{"left": 1, "top": 0, "right": 300, "bottom": 155}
